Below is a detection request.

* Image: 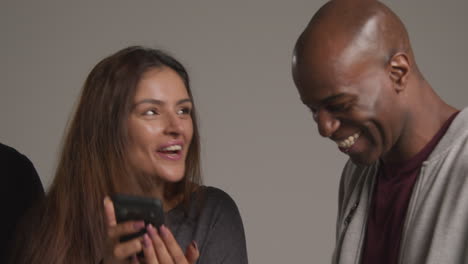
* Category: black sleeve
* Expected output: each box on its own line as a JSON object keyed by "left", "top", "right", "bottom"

{"left": 0, "top": 143, "right": 45, "bottom": 263}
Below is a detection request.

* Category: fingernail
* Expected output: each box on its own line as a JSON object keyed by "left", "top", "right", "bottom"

{"left": 191, "top": 240, "right": 198, "bottom": 251}
{"left": 103, "top": 196, "right": 110, "bottom": 205}
{"left": 160, "top": 225, "right": 169, "bottom": 238}
{"left": 143, "top": 234, "right": 151, "bottom": 248}
{"left": 134, "top": 221, "right": 145, "bottom": 230}
{"left": 147, "top": 224, "right": 157, "bottom": 237}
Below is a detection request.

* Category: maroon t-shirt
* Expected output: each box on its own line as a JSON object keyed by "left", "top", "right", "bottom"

{"left": 361, "top": 112, "right": 459, "bottom": 264}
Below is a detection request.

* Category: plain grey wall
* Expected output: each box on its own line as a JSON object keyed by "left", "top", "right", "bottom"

{"left": 1, "top": 0, "right": 467, "bottom": 263}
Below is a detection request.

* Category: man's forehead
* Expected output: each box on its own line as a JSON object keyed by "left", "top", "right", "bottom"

{"left": 338, "top": 16, "right": 381, "bottom": 68}
{"left": 297, "top": 39, "right": 378, "bottom": 90}
{"left": 298, "top": 79, "right": 357, "bottom": 106}
{"left": 296, "top": 55, "right": 364, "bottom": 97}
{"left": 301, "top": 18, "right": 380, "bottom": 69}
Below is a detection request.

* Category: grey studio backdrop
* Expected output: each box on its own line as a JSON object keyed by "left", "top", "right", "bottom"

{"left": 1, "top": 0, "right": 467, "bottom": 263}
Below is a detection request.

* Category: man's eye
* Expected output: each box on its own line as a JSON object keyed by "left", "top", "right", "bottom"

{"left": 308, "top": 107, "right": 318, "bottom": 120}
{"left": 327, "top": 103, "right": 350, "bottom": 112}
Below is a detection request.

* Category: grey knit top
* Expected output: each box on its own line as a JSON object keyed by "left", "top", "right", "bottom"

{"left": 166, "top": 186, "right": 248, "bottom": 264}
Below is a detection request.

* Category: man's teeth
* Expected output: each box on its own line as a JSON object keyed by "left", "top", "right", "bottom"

{"left": 337, "top": 133, "right": 360, "bottom": 148}
{"left": 161, "top": 145, "right": 182, "bottom": 151}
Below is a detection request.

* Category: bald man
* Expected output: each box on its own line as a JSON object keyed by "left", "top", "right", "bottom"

{"left": 291, "top": 1, "right": 468, "bottom": 263}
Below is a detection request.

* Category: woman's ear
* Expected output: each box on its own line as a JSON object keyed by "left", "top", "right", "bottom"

{"left": 388, "top": 52, "right": 410, "bottom": 92}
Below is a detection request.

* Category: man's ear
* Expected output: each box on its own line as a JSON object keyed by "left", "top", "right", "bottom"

{"left": 388, "top": 52, "right": 410, "bottom": 92}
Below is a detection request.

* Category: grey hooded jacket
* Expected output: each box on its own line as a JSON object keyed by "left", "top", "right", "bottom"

{"left": 332, "top": 107, "right": 468, "bottom": 264}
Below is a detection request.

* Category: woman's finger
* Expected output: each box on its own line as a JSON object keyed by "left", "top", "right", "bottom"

{"left": 108, "top": 221, "right": 145, "bottom": 240}
{"left": 104, "top": 196, "right": 146, "bottom": 239}
{"left": 159, "top": 225, "right": 188, "bottom": 264}
{"left": 113, "top": 237, "right": 144, "bottom": 260}
{"left": 147, "top": 224, "right": 173, "bottom": 263}
{"left": 185, "top": 241, "right": 199, "bottom": 264}
{"left": 104, "top": 196, "right": 117, "bottom": 227}
{"left": 131, "top": 255, "right": 140, "bottom": 264}
{"left": 142, "top": 233, "right": 159, "bottom": 264}
{"left": 103, "top": 196, "right": 146, "bottom": 263}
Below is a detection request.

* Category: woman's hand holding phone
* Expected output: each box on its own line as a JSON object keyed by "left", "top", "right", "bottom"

{"left": 102, "top": 196, "right": 199, "bottom": 264}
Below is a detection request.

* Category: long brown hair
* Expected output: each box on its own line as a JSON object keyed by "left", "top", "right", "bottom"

{"left": 11, "top": 46, "right": 202, "bottom": 264}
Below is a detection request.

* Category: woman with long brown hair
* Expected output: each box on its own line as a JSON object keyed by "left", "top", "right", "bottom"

{"left": 10, "top": 46, "right": 247, "bottom": 264}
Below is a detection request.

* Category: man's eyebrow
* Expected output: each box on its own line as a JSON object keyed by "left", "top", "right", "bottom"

{"left": 321, "top": 93, "right": 351, "bottom": 104}
{"left": 304, "top": 93, "right": 355, "bottom": 108}
{"left": 134, "top": 98, "right": 192, "bottom": 107}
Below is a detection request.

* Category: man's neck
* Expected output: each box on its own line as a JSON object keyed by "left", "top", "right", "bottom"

{"left": 384, "top": 83, "right": 458, "bottom": 163}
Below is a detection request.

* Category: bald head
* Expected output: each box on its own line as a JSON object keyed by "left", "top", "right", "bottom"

{"left": 291, "top": 1, "right": 457, "bottom": 165}
{"left": 292, "top": 0, "right": 417, "bottom": 94}
{"left": 290, "top": 1, "right": 421, "bottom": 164}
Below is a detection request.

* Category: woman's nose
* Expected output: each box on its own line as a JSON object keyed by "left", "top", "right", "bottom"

{"left": 164, "top": 113, "right": 184, "bottom": 136}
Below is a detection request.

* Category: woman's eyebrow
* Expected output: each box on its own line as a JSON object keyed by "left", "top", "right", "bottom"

{"left": 134, "top": 99, "right": 164, "bottom": 107}
{"left": 176, "top": 98, "right": 192, "bottom": 105}
{"left": 134, "top": 98, "right": 192, "bottom": 107}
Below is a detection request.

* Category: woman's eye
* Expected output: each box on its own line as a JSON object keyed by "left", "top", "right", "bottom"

{"left": 177, "top": 107, "right": 191, "bottom": 115}
{"left": 143, "top": 109, "right": 158, "bottom": 116}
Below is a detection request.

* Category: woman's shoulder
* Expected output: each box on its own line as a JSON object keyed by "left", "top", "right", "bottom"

{"left": 198, "top": 186, "right": 237, "bottom": 205}
{"left": 200, "top": 185, "right": 232, "bottom": 198}
{"left": 193, "top": 186, "right": 241, "bottom": 218}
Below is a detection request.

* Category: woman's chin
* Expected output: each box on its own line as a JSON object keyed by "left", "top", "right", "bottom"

{"left": 162, "top": 175, "right": 185, "bottom": 183}
{"left": 155, "top": 168, "right": 186, "bottom": 183}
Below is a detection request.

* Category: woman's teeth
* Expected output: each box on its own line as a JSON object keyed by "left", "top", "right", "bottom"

{"left": 337, "top": 133, "right": 360, "bottom": 148}
{"left": 161, "top": 145, "right": 182, "bottom": 152}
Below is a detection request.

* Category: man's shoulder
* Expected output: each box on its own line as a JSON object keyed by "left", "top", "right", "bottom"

{"left": 340, "top": 160, "right": 377, "bottom": 188}
{"left": 0, "top": 143, "right": 38, "bottom": 180}
{"left": 0, "top": 143, "right": 27, "bottom": 163}
{"left": 429, "top": 108, "right": 468, "bottom": 162}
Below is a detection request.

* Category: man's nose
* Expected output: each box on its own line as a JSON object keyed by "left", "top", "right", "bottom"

{"left": 315, "top": 109, "right": 340, "bottom": 138}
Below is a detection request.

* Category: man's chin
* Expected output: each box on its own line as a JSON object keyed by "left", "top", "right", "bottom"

{"left": 349, "top": 152, "right": 379, "bottom": 166}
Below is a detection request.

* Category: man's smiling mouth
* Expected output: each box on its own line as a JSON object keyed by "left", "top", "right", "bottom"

{"left": 336, "top": 132, "right": 360, "bottom": 149}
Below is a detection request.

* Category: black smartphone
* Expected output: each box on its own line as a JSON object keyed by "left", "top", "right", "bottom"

{"left": 111, "top": 194, "right": 165, "bottom": 243}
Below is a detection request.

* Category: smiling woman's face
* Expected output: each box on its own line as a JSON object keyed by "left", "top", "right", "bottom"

{"left": 126, "top": 66, "right": 193, "bottom": 183}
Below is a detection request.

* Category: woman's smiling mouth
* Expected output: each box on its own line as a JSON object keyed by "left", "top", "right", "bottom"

{"left": 157, "top": 143, "right": 183, "bottom": 160}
